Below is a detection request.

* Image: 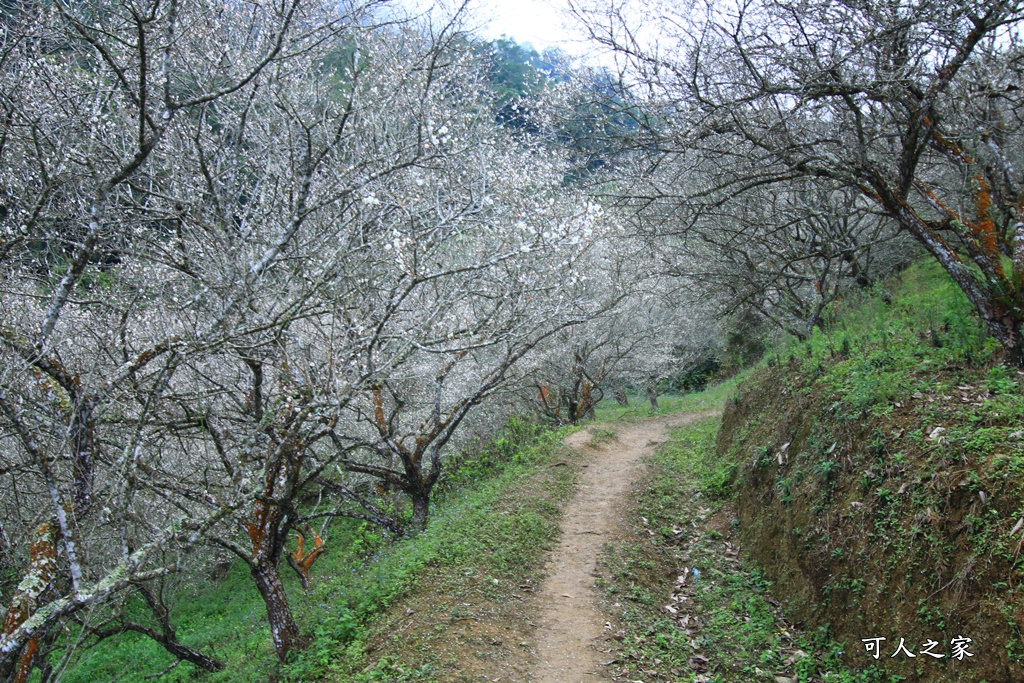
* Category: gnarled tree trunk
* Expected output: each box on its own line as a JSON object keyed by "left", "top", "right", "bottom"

{"left": 0, "top": 523, "right": 58, "bottom": 683}
{"left": 612, "top": 381, "right": 629, "bottom": 407}
{"left": 410, "top": 487, "right": 431, "bottom": 532}
{"left": 251, "top": 561, "right": 305, "bottom": 660}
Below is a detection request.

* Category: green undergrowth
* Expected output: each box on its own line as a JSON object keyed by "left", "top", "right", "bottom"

{"left": 56, "top": 419, "right": 578, "bottom": 683}
{"left": 718, "top": 260, "right": 1024, "bottom": 682}
{"left": 599, "top": 417, "right": 897, "bottom": 682}
{"left": 593, "top": 372, "right": 751, "bottom": 423}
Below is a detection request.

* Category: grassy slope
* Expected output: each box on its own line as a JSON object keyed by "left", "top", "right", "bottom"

{"left": 56, "top": 421, "right": 580, "bottom": 683}
{"left": 59, "top": 261, "right": 1017, "bottom": 683}
{"left": 58, "top": 380, "right": 748, "bottom": 683}
{"left": 715, "top": 262, "right": 1024, "bottom": 682}
{"left": 596, "top": 414, "right": 903, "bottom": 683}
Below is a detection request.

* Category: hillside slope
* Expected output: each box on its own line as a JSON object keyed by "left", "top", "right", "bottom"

{"left": 718, "top": 263, "right": 1024, "bottom": 682}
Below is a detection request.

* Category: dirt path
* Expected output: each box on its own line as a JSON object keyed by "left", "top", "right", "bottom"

{"left": 528, "top": 411, "right": 720, "bottom": 683}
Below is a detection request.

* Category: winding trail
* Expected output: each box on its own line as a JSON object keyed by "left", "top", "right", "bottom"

{"left": 528, "top": 411, "right": 720, "bottom": 682}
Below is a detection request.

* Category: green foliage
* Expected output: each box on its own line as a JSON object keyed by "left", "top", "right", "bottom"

{"left": 814, "top": 459, "right": 840, "bottom": 483}
{"left": 719, "top": 258, "right": 1024, "bottom": 682}
{"left": 599, "top": 417, "right": 895, "bottom": 682}
{"left": 436, "top": 415, "right": 549, "bottom": 497}
{"left": 57, "top": 420, "right": 575, "bottom": 682}
{"left": 593, "top": 370, "right": 751, "bottom": 422}
{"left": 586, "top": 426, "right": 617, "bottom": 447}
{"left": 484, "top": 38, "right": 549, "bottom": 104}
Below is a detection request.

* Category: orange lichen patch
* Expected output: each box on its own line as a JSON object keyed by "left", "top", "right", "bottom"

{"left": 1, "top": 523, "right": 58, "bottom": 632}
{"left": 924, "top": 116, "right": 975, "bottom": 165}
{"left": 537, "top": 384, "right": 561, "bottom": 419}
{"left": 1, "top": 522, "right": 58, "bottom": 682}
{"left": 974, "top": 174, "right": 1005, "bottom": 275}
{"left": 247, "top": 501, "right": 269, "bottom": 553}
{"left": 915, "top": 181, "right": 961, "bottom": 222}
{"left": 290, "top": 532, "right": 325, "bottom": 585}
{"left": 920, "top": 120, "right": 1005, "bottom": 274}
{"left": 12, "top": 637, "right": 38, "bottom": 683}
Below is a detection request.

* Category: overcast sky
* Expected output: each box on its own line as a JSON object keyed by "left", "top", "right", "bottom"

{"left": 401, "top": 0, "right": 601, "bottom": 55}
{"left": 471, "top": 0, "right": 582, "bottom": 51}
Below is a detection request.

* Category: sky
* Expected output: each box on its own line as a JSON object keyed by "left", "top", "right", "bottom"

{"left": 397, "top": 0, "right": 627, "bottom": 68}
{"left": 471, "top": 0, "right": 583, "bottom": 52}
{"left": 401, "top": 0, "right": 605, "bottom": 58}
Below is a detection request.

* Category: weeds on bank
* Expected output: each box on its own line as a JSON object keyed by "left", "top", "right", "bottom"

{"left": 739, "top": 261, "right": 1024, "bottom": 674}
{"left": 598, "top": 417, "right": 900, "bottom": 683}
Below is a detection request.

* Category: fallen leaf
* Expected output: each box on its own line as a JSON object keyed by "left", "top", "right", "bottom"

{"left": 1011, "top": 518, "right": 1024, "bottom": 536}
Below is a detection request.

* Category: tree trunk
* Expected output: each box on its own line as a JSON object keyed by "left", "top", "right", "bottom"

{"left": 250, "top": 562, "right": 304, "bottom": 661}
{"left": 646, "top": 380, "right": 659, "bottom": 411}
{"left": 999, "top": 319, "right": 1024, "bottom": 367}
{"left": 887, "top": 195, "right": 1024, "bottom": 366}
{"left": 0, "top": 523, "right": 58, "bottom": 683}
{"left": 110, "top": 623, "right": 224, "bottom": 672}
{"left": 410, "top": 489, "right": 430, "bottom": 531}
{"left": 155, "top": 634, "right": 224, "bottom": 672}
{"left": 612, "top": 381, "right": 628, "bottom": 407}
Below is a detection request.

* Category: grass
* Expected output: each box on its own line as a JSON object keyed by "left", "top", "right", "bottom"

{"left": 714, "top": 260, "right": 1024, "bottom": 682}
{"left": 53, "top": 373, "right": 749, "bottom": 683}
{"left": 587, "top": 426, "right": 618, "bottom": 447}
{"left": 59, "top": 260, "right": 1008, "bottom": 682}
{"left": 598, "top": 416, "right": 901, "bottom": 683}
{"left": 593, "top": 371, "right": 752, "bottom": 423}
{"left": 54, "top": 419, "right": 581, "bottom": 683}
